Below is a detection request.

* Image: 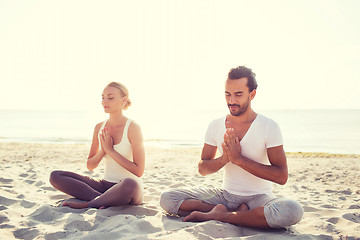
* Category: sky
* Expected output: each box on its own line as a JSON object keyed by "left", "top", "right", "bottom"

{"left": 1, "top": 0, "right": 359, "bottom": 122}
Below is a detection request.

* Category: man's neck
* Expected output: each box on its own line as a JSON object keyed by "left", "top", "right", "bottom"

{"left": 228, "top": 108, "right": 257, "bottom": 124}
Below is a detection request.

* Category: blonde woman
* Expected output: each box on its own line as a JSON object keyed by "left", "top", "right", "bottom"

{"left": 50, "top": 82, "right": 145, "bottom": 209}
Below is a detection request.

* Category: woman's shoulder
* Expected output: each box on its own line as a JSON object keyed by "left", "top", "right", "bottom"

{"left": 94, "top": 121, "right": 106, "bottom": 131}
{"left": 128, "top": 119, "right": 141, "bottom": 131}
{"left": 127, "top": 120, "right": 143, "bottom": 140}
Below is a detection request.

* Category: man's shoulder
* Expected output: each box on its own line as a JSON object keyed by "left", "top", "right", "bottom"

{"left": 205, "top": 116, "right": 227, "bottom": 145}
{"left": 256, "top": 113, "right": 282, "bottom": 136}
{"left": 206, "top": 116, "right": 226, "bottom": 135}
{"left": 257, "top": 113, "right": 278, "bottom": 126}
{"left": 208, "top": 116, "right": 227, "bottom": 126}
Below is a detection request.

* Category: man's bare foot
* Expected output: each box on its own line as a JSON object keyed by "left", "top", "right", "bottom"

{"left": 63, "top": 201, "right": 89, "bottom": 209}
{"left": 235, "top": 203, "right": 249, "bottom": 212}
{"left": 183, "top": 204, "right": 228, "bottom": 222}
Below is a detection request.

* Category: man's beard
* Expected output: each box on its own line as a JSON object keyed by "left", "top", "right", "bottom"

{"left": 228, "top": 98, "right": 250, "bottom": 116}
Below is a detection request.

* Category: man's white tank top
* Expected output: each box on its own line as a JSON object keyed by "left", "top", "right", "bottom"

{"left": 99, "top": 119, "right": 143, "bottom": 185}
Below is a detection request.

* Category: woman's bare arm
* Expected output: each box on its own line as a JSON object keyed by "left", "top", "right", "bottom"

{"left": 87, "top": 122, "right": 105, "bottom": 171}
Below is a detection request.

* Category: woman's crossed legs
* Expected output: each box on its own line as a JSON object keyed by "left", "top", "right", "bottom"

{"left": 49, "top": 170, "right": 142, "bottom": 209}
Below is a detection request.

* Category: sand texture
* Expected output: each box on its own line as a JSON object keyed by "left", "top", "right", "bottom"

{"left": 0, "top": 142, "right": 359, "bottom": 239}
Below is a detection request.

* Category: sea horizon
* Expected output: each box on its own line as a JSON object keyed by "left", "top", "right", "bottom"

{"left": 1, "top": 108, "right": 360, "bottom": 155}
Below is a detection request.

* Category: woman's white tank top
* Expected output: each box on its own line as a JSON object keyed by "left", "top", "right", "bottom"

{"left": 99, "top": 119, "right": 142, "bottom": 185}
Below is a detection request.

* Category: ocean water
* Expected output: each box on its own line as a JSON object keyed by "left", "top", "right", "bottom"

{"left": 0, "top": 109, "right": 359, "bottom": 154}
{"left": 0, "top": 109, "right": 94, "bottom": 143}
{"left": 262, "top": 109, "right": 360, "bottom": 154}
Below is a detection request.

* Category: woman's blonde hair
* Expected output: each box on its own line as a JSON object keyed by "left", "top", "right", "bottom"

{"left": 106, "top": 82, "right": 132, "bottom": 110}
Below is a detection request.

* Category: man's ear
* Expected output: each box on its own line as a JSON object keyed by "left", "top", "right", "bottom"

{"left": 250, "top": 89, "right": 256, "bottom": 100}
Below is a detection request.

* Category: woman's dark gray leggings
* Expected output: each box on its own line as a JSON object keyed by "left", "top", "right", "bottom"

{"left": 50, "top": 170, "right": 141, "bottom": 208}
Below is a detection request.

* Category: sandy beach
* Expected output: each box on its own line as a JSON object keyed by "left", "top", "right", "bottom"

{"left": 0, "top": 142, "right": 359, "bottom": 239}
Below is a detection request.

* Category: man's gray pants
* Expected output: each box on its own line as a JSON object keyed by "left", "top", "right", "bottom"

{"left": 160, "top": 187, "right": 303, "bottom": 228}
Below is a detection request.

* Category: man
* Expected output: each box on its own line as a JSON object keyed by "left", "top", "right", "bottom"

{"left": 160, "top": 66, "right": 303, "bottom": 228}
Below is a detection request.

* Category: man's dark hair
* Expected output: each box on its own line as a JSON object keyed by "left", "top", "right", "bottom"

{"left": 228, "top": 66, "right": 258, "bottom": 92}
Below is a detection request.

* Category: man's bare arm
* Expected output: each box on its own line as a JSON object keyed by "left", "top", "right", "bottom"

{"left": 198, "top": 144, "right": 229, "bottom": 176}
{"left": 223, "top": 128, "right": 288, "bottom": 185}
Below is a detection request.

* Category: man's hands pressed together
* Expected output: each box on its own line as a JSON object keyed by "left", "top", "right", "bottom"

{"left": 222, "top": 128, "right": 242, "bottom": 166}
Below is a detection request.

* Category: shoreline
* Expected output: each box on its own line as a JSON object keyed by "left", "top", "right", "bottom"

{"left": 2, "top": 141, "right": 360, "bottom": 157}
{"left": 0, "top": 142, "right": 359, "bottom": 239}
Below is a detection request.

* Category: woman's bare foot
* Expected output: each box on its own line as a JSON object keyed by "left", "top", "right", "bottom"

{"left": 63, "top": 201, "right": 89, "bottom": 209}
{"left": 183, "top": 204, "right": 228, "bottom": 222}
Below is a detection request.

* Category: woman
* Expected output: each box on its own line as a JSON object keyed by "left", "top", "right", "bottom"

{"left": 50, "top": 82, "right": 145, "bottom": 209}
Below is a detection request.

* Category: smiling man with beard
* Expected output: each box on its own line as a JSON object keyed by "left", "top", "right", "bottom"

{"left": 159, "top": 66, "right": 303, "bottom": 229}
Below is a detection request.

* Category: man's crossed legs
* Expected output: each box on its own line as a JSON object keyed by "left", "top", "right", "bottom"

{"left": 160, "top": 187, "right": 303, "bottom": 228}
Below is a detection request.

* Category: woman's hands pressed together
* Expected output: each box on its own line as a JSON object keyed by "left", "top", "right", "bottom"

{"left": 100, "top": 128, "right": 114, "bottom": 154}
